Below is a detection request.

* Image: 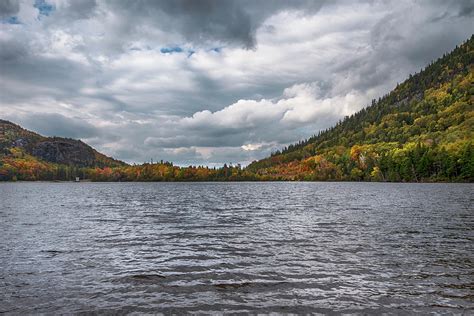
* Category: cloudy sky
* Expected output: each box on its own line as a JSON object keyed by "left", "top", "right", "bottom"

{"left": 0, "top": 0, "right": 472, "bottom": 166}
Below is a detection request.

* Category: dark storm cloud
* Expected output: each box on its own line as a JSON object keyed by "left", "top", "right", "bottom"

{"left": 107, "top": 0, "right": 325, "bottom": 49}
{"left": 457, "top": 0, "right": 474, "bottom": 17}
{"left": 0, "top": 0, "right": 472, "bottom": 165}
{"left": 0, "top": 0, "right": 19, "bottom": 17}
{"left": 0, "top": 36, "right": 26, "bottom": 61}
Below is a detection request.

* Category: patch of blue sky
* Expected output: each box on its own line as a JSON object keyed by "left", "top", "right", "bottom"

{"left": 160, "top": 46, "right": 184, "bottom": 54}
{"left": 34, "top": 0, "right": 54, "bottom": 17}
{"left": 1, "top": 16, "right": 21, "bottom": 24}
{"left": 160, "top": 46, "right": 220, "bottom": 58}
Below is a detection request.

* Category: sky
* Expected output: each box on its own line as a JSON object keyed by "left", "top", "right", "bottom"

{"left": 0, "top": 0, "right": 473, "bottom": 166}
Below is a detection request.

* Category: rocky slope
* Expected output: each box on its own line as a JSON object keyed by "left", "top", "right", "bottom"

{"left": 0, "top": 120, "right": 125, "bottom": 168}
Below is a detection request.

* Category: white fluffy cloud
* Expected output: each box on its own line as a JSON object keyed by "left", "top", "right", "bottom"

{"left": 0, "top": 0, "right": 472, "bottom": 165}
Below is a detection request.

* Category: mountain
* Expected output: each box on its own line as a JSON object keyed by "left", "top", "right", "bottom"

{"left": 0, "top": 120, "right": 125, "bottom": 180}
{"left": 1, "top": 35, "right": 473, "bottom": 182}
{"left": 247, "top": 35, "right": 473, "bottom": 182}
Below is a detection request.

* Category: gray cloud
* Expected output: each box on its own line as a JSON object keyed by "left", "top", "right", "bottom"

{"left": 0, "top": 36, "right": 26, "bottom": 61}
{"left": 0, "top": 0, "right": 19, "bottom": 18}
{"left": 63, "top": 0, "right": 97, "bottom": 20}
{"left": 105, "top": 0, "right": 326, "bottom": 49}
{"left": 0, "top": 0, "right": 472, "bottom": 166}
{"left": 457, "top": 0, "right": 474, "bottom": 17}
{"left": 6, "top": 113, "right": 100, "bottom": 139}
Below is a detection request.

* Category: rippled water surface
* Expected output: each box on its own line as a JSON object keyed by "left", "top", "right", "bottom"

{"left": 1, "top": 182, "right": 473, "bottom": 314}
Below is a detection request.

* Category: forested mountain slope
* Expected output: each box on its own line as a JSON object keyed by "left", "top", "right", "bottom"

{"left": 0, "top": 120, "right": 125, "bottom": 180}
{"left": 247, "top": 35, "right": 474, "bottom": 181}
{"left": 1, "top": 36, "right": 472, "bottom": 182}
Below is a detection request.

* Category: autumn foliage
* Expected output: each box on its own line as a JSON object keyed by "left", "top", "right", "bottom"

{"left": 1, "top": 36, "right": 473, "bottom": 182}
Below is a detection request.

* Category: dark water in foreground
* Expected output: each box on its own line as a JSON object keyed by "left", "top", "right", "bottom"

{"left": 1, "top": 182, "right": 473, "bottom": 314}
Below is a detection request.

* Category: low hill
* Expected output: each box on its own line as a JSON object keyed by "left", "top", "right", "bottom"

{"left": 0, "top": 120, "right": 125, "bottom": 180}
{"left": 247, "top": 35, "right": 474, "bottom": 182}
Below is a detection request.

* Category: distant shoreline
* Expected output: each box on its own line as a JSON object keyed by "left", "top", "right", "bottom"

{"left": 1, "top": 180, "right": 471, "bottom": 184}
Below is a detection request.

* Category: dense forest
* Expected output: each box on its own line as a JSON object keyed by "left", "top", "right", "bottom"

{"left": 0, "top": 35, "right": 473, "bottom": 182}
{"left": 248, "top": 35, "right": 474, "bottom": 182}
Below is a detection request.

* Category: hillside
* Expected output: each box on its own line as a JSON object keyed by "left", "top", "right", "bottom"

{"left": 247, "top": 35, "right": 474, "bottom": 182}
{"left": 0, "top": 119, "right": 255, "bottom": 181}
{"left": 0, "top": 120, "right": 125, "bottom": 181}
{"left": 0, "top": 36, "right": 473, "bottom": 182}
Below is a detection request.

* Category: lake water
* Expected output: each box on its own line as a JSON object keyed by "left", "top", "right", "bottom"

{"left": 1, "top": 182, "right": 473, "bottom": 314}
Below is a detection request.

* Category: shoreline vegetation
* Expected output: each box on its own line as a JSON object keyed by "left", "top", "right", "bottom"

{"left": 1, "top": 36, "right": 473, "bottom": 183}
{"left": 3, "top": 179, "right": 473, "bottom": 184}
